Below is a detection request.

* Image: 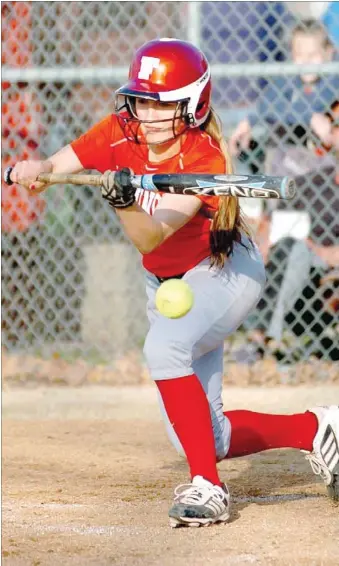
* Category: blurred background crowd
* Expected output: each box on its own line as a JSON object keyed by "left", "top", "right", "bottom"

{"left": 2, "top": 1, "right": 338, "bottom": 366}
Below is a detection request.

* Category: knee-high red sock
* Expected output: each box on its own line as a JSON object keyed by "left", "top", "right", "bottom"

{"left": 225, "top": 410, "right": 318, "bottom": 458}
{"left": 156, "top": 375, "right": 222, "bottom": 486}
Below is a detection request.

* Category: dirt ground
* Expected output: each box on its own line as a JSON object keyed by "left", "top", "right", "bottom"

{"left": 2, "top": 385, "right": 339, "bottom": 566}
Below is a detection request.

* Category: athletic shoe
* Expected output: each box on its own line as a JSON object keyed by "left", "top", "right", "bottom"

{"left": 304, "top": 405, "right": 339, "bottom": 501}
{"left": 168, "top": 475, "right": 230, "bottom": 528}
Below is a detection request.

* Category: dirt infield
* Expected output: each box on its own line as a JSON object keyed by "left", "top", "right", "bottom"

{"left": 3, "top": 385, "right": 339, "bottom": 566}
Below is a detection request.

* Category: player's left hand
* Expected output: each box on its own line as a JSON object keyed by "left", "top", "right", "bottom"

{"left": 101, "top": 168, "right": 135, "bottom": 209}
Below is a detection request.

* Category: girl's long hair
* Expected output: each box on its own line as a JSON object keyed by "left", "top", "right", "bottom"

{"left": 201, "top": 109, "right": 253, "bottom": 268}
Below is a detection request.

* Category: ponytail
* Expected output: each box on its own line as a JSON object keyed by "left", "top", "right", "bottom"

{"left": 201, "top": 109, "right": 252, "bottom": 268}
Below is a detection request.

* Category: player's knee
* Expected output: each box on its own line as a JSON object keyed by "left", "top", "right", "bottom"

{"left": 143, "top": 330, "right": 193, "bottom": 380}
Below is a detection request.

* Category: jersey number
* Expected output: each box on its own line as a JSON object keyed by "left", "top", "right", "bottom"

{"left": 138, "top": 56, "right": 160, "bottom": 80}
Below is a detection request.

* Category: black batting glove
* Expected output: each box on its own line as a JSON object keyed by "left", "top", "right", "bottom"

{"left": 101, "top": 168, "right": 135, "bottom": 209}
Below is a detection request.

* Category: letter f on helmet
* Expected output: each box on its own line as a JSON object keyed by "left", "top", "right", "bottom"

{"left": 138, "top": 56, "right": 161, "bottom": 80}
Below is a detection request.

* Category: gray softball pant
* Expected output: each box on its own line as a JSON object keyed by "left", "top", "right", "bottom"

{"left": 143, "top": 237, "right": 266, "bottom": 461}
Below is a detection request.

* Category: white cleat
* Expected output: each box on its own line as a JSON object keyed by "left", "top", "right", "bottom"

{"left": 304, "top": 405, "right": 339, "bottom": 501}
{"left": 168, "top": 475, "right": 230, "bottom": 528}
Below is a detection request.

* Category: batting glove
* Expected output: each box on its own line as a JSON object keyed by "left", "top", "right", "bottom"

{"left": 101, "top": 168, "right": 135, "bottom": 209}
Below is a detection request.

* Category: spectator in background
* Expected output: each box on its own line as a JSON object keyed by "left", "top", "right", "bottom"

{"left": 2, "top": 84, "right": 46, "bottom": 232}
{"left": 247, "top": 100, "right": 339, "bottom": 362}
{"left": 1, "top": 1, "right": 46, "bottom": 232}
{"left": 2, "top": 82, "right": 47, "bottom": 346}
{"left": 2, "top": 2, "right": 46, "bottom": 345}
{"left": 229, "top": 20, "right": 338, "bottom": 157}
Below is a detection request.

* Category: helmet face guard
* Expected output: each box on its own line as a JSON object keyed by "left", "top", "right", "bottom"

{"left": 114, "top": 39, "right": 212, "bottom": 144}
{"left": 115, "top": 94, "right": 190, "bottom": 145}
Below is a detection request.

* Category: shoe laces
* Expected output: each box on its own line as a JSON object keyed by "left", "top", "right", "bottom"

{"left": 304, "top": 452, "right": 332, "bottom": 484}
{"left": 173, "top": 483, "right": 225, "bottom": 506}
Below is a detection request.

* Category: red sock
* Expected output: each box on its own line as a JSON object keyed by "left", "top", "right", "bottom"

{"left": 225, "top": 410, "right": 318, "bottom": 458}
{"left": 156, "top": 375, "right": 221, "bottom": 486}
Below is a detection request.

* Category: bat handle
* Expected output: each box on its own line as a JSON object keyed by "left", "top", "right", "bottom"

{"left": 4, "top": 167, "right": 14, "bottom": 186}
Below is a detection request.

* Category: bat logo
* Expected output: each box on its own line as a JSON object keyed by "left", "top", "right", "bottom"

{"left": 183, "top": 184, "right": 281, "bottom": 199}
{"left": 221, "top": 186, "right": 281, "bottom": 198}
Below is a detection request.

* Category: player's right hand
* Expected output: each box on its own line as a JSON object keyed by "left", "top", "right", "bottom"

{"left": 9, "top": 160, "right": 53, "bottom": 194}
{"left": 229, "top": 119, "right": 252, "bottom": 156}
{"left": 101, "top": 168, "right": 136, "bottom": 209}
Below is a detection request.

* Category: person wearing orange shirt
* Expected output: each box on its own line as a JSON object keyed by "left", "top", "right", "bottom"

{"left": 10, "top": 39, "right": 339, "bottom": 527}
{"left": 1, "top": 1, "right": 46, "bottom": 232}
{"left": 2, "top": 2, "right": 47, "bottom": 344}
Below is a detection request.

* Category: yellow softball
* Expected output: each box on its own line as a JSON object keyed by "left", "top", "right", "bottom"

{"left": 155, "top": 279, "right": 194, "bottom": 319}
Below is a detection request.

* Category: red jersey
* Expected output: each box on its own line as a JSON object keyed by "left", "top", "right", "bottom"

{"left": 71, "top": 114, "right": 227, "bottom": 277}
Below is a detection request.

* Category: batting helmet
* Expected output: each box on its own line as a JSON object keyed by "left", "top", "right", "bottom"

{"left": 115, "top": 38, "right": 212, "bottom": 142}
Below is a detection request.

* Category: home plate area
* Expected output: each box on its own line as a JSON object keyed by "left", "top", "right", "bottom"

{"left": 2, "top": 386, "right": 339, "bottom": 566}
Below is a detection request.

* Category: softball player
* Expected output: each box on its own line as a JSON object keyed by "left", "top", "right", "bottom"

{"left": 10, "top": 39, "right": 339, "bottom": 528}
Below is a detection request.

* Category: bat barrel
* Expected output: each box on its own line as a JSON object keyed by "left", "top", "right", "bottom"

{"left": 138, "top": 173, "right": 296, "bottom": 200}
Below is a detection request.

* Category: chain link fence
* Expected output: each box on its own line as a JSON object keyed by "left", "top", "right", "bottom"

{"left": 2, "top": 1, "right": 339, "bottom": 368}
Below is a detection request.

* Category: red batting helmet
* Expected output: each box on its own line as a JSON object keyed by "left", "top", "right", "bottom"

{"left": 115, "top": 38, "right": 212, "bottom": 142}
